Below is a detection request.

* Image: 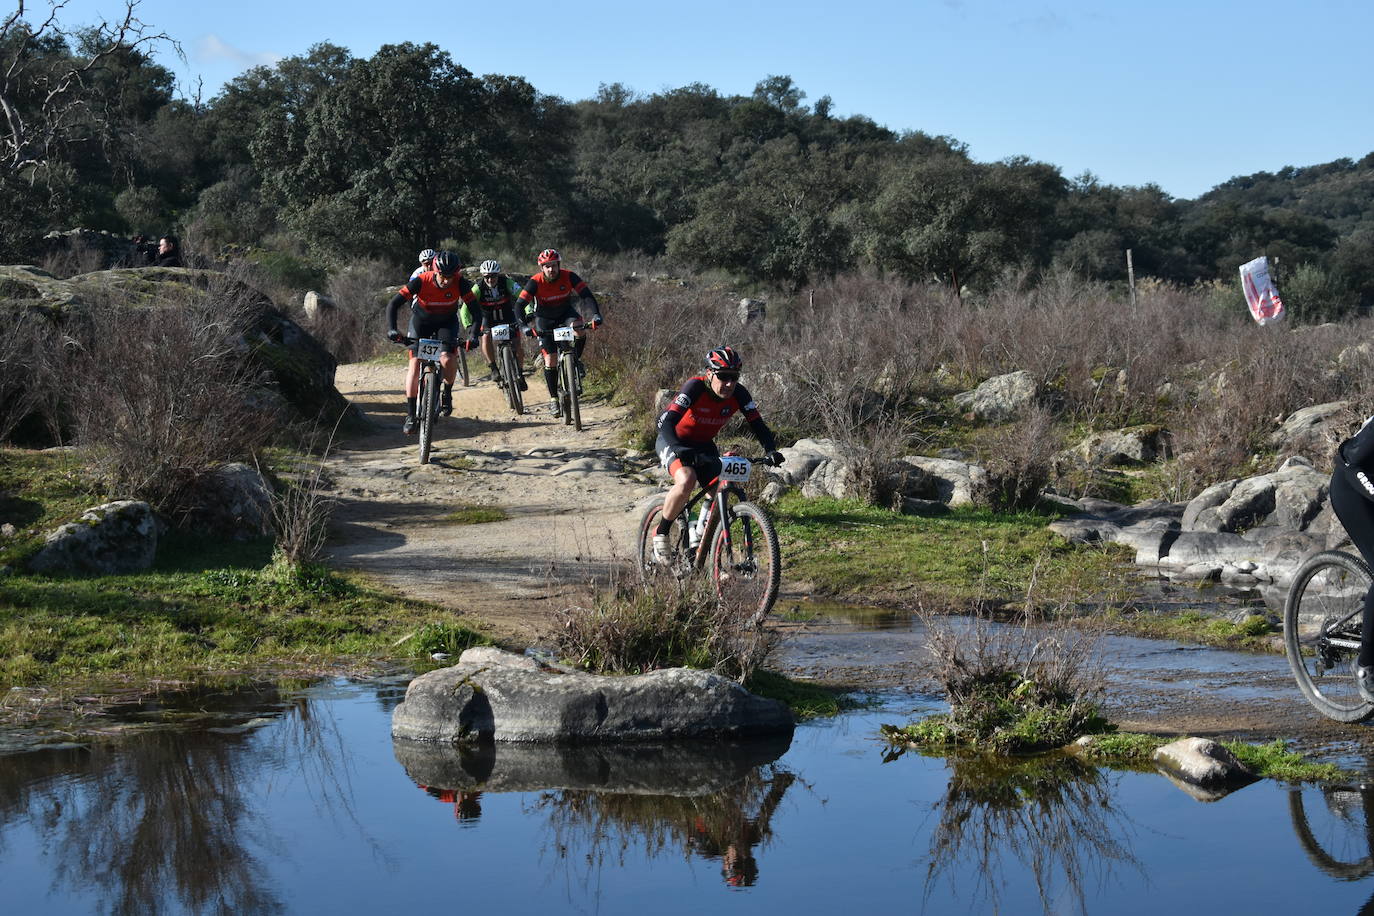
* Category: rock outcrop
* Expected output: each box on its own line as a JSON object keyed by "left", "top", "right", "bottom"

{"left": 391, "top": 647, "right": 794, "bottom": 744}
{"left": 27, "top": 500, "right": 162, "bottom": 576}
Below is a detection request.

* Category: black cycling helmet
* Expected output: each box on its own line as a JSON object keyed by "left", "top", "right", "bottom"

{"left": 433, "top": 251, "right": 462, "bottom": 277}
{"left": 705, "top": 346, "right": 742, "bottom": 372}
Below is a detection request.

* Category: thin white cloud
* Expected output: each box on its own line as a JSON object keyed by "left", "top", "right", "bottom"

{"left": 196, "top": 34, "right": 280, "bottom": 69}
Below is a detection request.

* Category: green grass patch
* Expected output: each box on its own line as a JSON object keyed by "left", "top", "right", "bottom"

{"left": 0, "top": 532, "right": 490, "bottom": 686}
{"left": 772, "top": 494, "right": 1137, "bottom": 606}
{"left": 0, "top": 448, "right": 104, "bottom": 566}
{"left": 1222, "top": 738, "right": 1345, "bottom": 782}
{"left": 440, "top": 504, "right": 508, "bottom": 524}
{"left": 1103, "top": 608, "right": 1279, "bottom": 650}
{"left": 744, "top": 669, "right": 851, "bottom": 719}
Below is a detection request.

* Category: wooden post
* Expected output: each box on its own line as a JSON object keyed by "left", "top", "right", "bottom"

{"left": 1126, "top": 248, "right": 1136, "bottom": 307}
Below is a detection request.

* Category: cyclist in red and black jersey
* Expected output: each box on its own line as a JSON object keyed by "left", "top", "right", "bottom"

{"left": 652, "top": 346, "right": 785, "bottom": 564}
{"left": 517, "top": 248, "right": 604, "bottom": 417}
{"left": 385, "top": 250, "right": 478, "bottom": 433}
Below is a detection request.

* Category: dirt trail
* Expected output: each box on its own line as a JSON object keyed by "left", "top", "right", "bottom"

{"left": 323, "top": 360, "right": 1374, "bottom": 753}
{"left": 323, "top": 359, "right": 661, "bottom": 645}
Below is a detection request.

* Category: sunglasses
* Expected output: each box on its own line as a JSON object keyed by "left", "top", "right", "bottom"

{"left": 713, "top": 372, "right": 739, "bottom": 382}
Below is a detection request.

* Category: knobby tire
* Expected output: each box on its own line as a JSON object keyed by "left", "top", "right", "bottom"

{"left": 709, "top": 499, "right": 781, "bottom": 627}
{"left": 457, "top": 344, "right": 470, "bottom": 387}
{"left": 1284, "top": 550, "right": 1374, "bottom": 723}
{"left": 501, "top": 346, "right": 523, "bottom": 414}
{"left": 635, "top": 496, "right": 691, "bottom": 581}
{"left": 418, "top": 366, "right": 437, "bottom": 465}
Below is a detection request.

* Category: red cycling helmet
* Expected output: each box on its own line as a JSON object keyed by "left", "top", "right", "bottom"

{"left": 705, "top": 346, "right": 742, "bottom": 372}
{"left": 537, "top": 248, "right": 561, "bottom": 265}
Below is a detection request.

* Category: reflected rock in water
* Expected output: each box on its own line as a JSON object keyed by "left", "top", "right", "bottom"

{"left": 393, "top": 731, "right": 793, "bottom": 795}
{"left": 391, "top": 648, "right": 793, "bottom": 743}
{"left": 1151, "top": 737, "right": 1258, "bottom": 801}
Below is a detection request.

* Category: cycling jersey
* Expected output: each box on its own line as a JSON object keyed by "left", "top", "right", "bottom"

{"left": 657, "top": 376, "right": 776, "bottom": 449}
{"left": 386, "top": 271, "right": 477, "bottom": 334}
{"left": 467, "top": 276, "right": 525, "bottom": 335}
{"left": 518, "top": 268, "right": 601, "bottom": 322}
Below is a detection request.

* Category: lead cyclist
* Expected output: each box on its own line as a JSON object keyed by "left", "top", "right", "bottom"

{"left": 653, "top": 346, "right": 785, "bottom": 564}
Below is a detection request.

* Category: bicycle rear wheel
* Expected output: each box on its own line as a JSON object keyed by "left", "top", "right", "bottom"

{"left": 457, "top": 344, "right": 470, "bottom": 387}
{"left": 418, "top": 367, "right": 437, "bottom": 465}
{"left": 1284, "top": 550, "right": 1374, "bottom": 723}
{"left": 709, "top": 500, "right": 781, "bottom": 627}
{"left": 501, "top": 346, "right": 523, "bottom": 414}
{"left": 1286, "top": 785, "right": 1374, "bottom": 879}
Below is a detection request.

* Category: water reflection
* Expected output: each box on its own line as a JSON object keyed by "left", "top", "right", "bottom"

{"left": 0, "top": 682, "right": 374, "bottom": 916}
{"left": 911, "top": 752, "right": 1142, "bottom": 914}
{"left": 396, "top": 734, "right": 796, "bottom": 887}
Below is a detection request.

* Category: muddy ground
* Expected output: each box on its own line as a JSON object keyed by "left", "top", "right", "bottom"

{"left": 325, "top": 360, "right": 1374, "bottom": 760}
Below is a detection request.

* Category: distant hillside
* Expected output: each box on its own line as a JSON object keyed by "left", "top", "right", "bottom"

{"left": 1189, "top": 153, "right": 1374, "bottom": 234}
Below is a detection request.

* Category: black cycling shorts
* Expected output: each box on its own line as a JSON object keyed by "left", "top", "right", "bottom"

{"left": 534, "top": 306, "right": 583, "bottom": 355}
{"left": 655, "top": 433, "right": 721, "bottom": 481}
{"left": 407, "top": 309, "right": 461, "bottom": 353}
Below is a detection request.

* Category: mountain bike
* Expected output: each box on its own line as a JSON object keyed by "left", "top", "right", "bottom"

{"left": 1283, "top": 550, "right": 1374, "bottom": 722}
{"left": 635, "top": 452, "right": 782, "bottom": 626}
{"left": 398, "top": 336, "right": 444, "bottom": 465}
{"left": 552, "top": 323, "right": 582, "bottom": 430}
{"left": 490, "top": 323, "right": 524, "bottom": 415}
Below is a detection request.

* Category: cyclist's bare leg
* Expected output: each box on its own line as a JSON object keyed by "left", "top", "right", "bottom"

{"left": 438, "top": 351, "right": 457, "bottom": 385}
{"left": 404, "top": 356, "right": 421, "bottom": 397}
{"left": 480, "top": 333, "right": 496, "bottom": 367}
{"left": 662, "top": 465, "right": 699, "bottom": 526}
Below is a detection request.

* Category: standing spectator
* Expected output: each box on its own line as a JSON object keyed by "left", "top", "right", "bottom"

{"left": 153, "top": 235, "right": 183, "bottom": 267}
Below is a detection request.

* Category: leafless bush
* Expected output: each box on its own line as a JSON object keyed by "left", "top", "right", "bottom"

{"left": 552, "top": 563, "right": 780, "bottom": 682}
{"left": 977, "top": 404, "right": 1062, "bottom": 510}
{"left": 71, "top": 287, "right": 279, "bottom": 524}
{"left": 0, "top": 308, "right": 68, "bottom": 443}
{"left": 265, "top": 431, "right": 338, "bottom": 568}
{"left": 38, "top": 238, "right": 108, "bottom": 278}
{"left": 309, "top": 257, "right": 397, "bottom": 363}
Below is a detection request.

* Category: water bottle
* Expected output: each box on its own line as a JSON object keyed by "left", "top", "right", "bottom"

{"left": 688, "top": 503, "right": 708, "bottom": 549}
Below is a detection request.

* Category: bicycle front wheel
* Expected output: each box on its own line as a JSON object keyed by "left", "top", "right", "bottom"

{"left": 1284, "top": 550, "right": 1374, "bottom": 723}
{"left": 418, "top": 368, "right": 437, "bottom": 465}
{"left": 559, "top": 354, "right": 575, "bottom": 427}
{"left": 501, "top": 346, "right": 523, "bottom": 414}
{"left": 709, "top": 500, "right": 781, "bottom": 627}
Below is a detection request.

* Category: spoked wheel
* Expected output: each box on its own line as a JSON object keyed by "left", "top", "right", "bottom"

{"left": 502, "top": 347, "right": 523, "bottom": 414}
{"left": 566, "top": 355, "right": 582, "bottom": 431}
{"left": 418, "top": 368, "right": 437, "bottom": 465}
{"left": 1287, "top": 785, "right": 1374, "bottom": 879}
{"left": 709, "top": 500, "right": 780, "bottom": 627}
{"left": 559, "top": 355, "right": 576, "bottom": 427}
{"left": 1284, "top": 550, "right": 1374, "bottom": 723}
{"left": 635, "top": 497, "right": 691, "bottom": 580}
{"left": 457, "top": 344, "right": 470, "bottom": 387}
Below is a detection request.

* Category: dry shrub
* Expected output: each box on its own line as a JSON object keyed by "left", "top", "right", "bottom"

{"left": 916, "top": 602, "right": 1108, "bottom": 753}
{"left": 0, "top": 309, "right": 70, "bottom": 444}
{"left": 72, "top": 287, "right": 280, "bottom": 524}
{"left": 977, "top": 404, "right": 1062, "bottom": 510}
{"left": 309, "top": 257, "right": 397, "bottom": 363}
{"left": 552, "top": 564, "right": 779, "bottom": 682}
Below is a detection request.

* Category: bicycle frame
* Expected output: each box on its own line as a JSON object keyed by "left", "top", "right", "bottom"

{"left": 677, "top": 475, "right": 746, "bottom": 572}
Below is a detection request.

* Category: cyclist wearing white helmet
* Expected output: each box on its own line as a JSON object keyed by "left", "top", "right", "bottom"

{"left": 467, "top": 259, "right": 528, "bottom": 390}
{"left": 411, "top": 248, "right": 437, "bottom": 279}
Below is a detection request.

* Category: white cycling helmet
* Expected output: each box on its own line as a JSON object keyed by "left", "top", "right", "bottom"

{"left": 418, "top": 248, "right": 437, "bottom": 264}
{"left": 479, "top": 259, "right": 501, "bottom": 276}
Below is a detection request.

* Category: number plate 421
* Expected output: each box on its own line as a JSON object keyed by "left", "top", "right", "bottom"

{"left": 719, "top": 457, "right": 752, "bottom": 482}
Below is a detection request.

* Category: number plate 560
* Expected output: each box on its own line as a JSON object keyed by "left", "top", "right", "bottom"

{"left": 416, "top": 338, "right": 443, "bottom": 360}
{"left": 719, "top": 458, "right": 752, "bottom": 482}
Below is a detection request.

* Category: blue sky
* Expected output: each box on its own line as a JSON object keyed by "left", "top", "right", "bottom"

{"left": 46, "top": 0, "right": 1374, "bottom": 200}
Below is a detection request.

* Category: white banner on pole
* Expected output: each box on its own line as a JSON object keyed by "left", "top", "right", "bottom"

{"left": 1239, "top": 256, "right": 1284, "bottom": 325}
